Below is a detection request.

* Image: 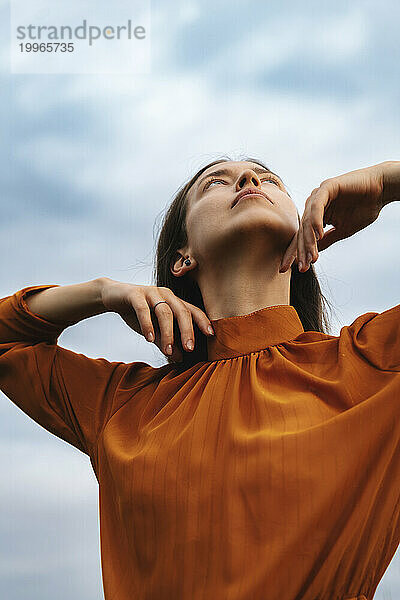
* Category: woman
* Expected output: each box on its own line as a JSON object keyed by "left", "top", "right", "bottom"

{"left": 0, "top": 158, "right": 399, "bottom": 600}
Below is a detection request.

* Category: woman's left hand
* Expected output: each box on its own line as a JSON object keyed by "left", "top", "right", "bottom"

{"left": 279, "top": 161, "right": 390, "bottom": 273}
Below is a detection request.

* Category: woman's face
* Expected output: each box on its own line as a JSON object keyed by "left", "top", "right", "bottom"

{"left": 185, "top": 160, "right": 299, "bottom": 265}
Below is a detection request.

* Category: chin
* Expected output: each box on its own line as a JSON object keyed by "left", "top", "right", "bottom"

{"left": 232, "top": 210, "right": 280, "bottom": 232}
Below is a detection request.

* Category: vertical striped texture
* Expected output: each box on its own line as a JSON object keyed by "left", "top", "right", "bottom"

{"left": 0, "top": 286, "right": 399, "bottom": 600}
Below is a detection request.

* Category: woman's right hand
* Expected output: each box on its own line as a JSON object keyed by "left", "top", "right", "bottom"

{"left": 100, "top": 278, "right": 215, "bottom": 362}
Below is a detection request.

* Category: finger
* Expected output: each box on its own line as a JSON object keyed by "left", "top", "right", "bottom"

{"left": 311, "top": 188, "right": 329, "bottom": 243}
{"left": 185, "top": 302, "right": 215, "bottom": 337}
{"left": 152, "top": 320, "right": 182, "bottom": 361}
{"left": 297, "top": 220, "right": 308, "bottom": 272}
{"left": 128, "top": 298, "right": 155, "bottom": 342}
{"left": 279, "top": 230, "right": 299, "bottom": 273}
{"left": 162, "top": 292, "right": 216, "bottom": 352}
{"left": 118, "top": 304, "right": 182, "bottom": 359}
{"left": 302, "top": 185, "right": 331, "bottom": 269}
{"left": 303, "top": 219, "right": 319, "bottom": 270}
{"left": 314, "top": 226, "right": 341, "bottom": 251}
{"left": 170, "top": 333, "right": 184, "bottom": 362}
{"left": 151, "top": 299, "right": 175, "bottom": 355}
{"left": 299, "top": 193, "right": 316, "bottom": 270}
{"left": 161, "top": 293, "right": 196, "bottom": 352}
{"left": 300, "top": 217, "right": 316, "bottom": 270}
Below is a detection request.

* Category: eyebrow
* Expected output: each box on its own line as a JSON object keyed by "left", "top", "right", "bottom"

{"left": 197, "top": 166, "right": 283, "bottom": 189}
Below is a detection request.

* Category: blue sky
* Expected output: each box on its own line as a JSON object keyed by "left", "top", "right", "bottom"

{"left": 1, "top": 0, "right": 399, "bottom": 598}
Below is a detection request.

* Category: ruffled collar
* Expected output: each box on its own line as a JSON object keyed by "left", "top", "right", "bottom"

{"left": 206, "top": 304, "right": 305, "bottom": 361}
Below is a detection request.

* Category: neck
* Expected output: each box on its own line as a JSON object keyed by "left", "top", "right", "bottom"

{"left": 197, "top": 256, "right": 292, "bottom": 321}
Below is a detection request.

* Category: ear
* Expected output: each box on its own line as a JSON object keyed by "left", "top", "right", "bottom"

{"left": 170, "top": 250, "right": 197, "bottom": 278}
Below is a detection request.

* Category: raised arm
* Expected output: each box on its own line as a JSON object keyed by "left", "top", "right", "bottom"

{"left": 23, "top": 277, "right": 108, "bottom": 325}
{"left": 381, "top": 160, "right": 400, "bottom": 207}
{"left": 0, "top": 278, "right": 214, "bottom": 460}
{"left": 0, "top": 280, "right": 153, "bottom": 460}
{"left": 280, "top": 159, "right": 400, "bottom": 273}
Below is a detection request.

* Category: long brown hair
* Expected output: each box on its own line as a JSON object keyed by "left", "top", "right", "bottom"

{"left": 152, "top": 156, "right": 334, "bottom": 370}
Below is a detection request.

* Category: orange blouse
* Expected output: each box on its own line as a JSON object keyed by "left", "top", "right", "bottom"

{"left": 0, "top": 284, "right": 399, "bottom": 600}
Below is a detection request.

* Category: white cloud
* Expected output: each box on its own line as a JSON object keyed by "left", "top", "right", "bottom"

{"left": 1, "top": 1, "right": 400, "bottom": 597}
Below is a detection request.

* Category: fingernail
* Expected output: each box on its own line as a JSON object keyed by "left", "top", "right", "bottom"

{"left": 166, "top": 344, "right": 173, "bottom": 355}
{"left": 186, "top": 339, "right": 194, "bottom": 350}
{"left": 298, "top": 261, "right": 303, "bottom": 270}
{"left": 147, "top": 332, "right": 154, "bottom": 342}
{"left": 307, "top": 251, "right": 312, "bottom": 265}
{"left": 207, "top": 325, "right": 215, "bottom": 335}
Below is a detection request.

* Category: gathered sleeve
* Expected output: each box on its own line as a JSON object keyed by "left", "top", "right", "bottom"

{"left": 0, "top": 285, "right": 156, "bottom": 458}
{"left": 341, "top": 302, "right": 400, "bottom": 372}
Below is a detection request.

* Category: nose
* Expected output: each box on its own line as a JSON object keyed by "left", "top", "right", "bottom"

{"left": 236, "top": 169, "right": 261, "bottom": 192}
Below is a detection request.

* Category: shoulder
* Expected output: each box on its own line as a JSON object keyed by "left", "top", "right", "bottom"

{"left": 120, "top": 360, "right": 173, "bottom": 389}
{"left": 279, "top": 301, "right": 399, "bottom": 373}
{"left": 338, "top": 303, "right": 400, "bottom": 372}
{"left": 283, "top": 303, "right": 400, "bottom": 372}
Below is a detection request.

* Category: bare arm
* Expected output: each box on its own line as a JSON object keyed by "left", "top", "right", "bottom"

{"left": 281, "top": 159, "right": 400, "bottom": 273}
{"left": 24, "top": 277, "right": 109, "bottom": 326}
{"left": 22, "top": 277, "right": 214, "bottom": 361}
{"left": 382, "top": 160, "right": 400, "bottom": 207}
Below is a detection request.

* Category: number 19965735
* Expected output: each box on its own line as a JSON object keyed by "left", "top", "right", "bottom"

{"left": 19, "top": 43, "right": 74, "bottom": 52}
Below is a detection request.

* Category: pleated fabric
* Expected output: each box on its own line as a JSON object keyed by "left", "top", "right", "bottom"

{"left": 0, "top": 284, "right": 399, "bottom": 600}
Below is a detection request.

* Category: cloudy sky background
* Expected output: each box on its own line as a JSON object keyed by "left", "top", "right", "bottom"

{"left": 1, "top": 0, "right": 399, "bottom": 598}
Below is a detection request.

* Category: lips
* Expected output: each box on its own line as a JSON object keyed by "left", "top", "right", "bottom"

{"left": 231, "top": 188, "right": 272, "bottom": 209}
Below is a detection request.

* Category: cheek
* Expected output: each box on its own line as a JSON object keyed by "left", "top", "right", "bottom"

{"left": 279, "top": 196, "right": 299, "bottom": 224}
{"left": 268, "top": 198, "right": 299, "bottom": 242}
{"left": 188, "top": 198, "right": 222, "bottom": 228}
{"left": 189, "top": 211, "right": 217, "bottom": 238}
{"left": 186, "top": 204, "right": 224, "bottom": 250}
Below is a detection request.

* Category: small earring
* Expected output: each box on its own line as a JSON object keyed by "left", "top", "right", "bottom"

{"left": 184, "top": 259, "right": 191, "bottom": 266}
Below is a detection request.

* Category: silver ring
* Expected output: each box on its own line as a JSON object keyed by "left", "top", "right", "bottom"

{"left": 152, "top": 300, "right": 169, "bottom": 310}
